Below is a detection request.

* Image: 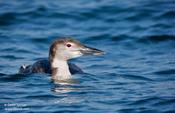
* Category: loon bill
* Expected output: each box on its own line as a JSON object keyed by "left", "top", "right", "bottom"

{"left": 19, "top": 38, "right": 104, "bottom": 80}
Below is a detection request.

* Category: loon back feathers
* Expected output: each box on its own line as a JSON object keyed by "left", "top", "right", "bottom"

{"left": 19, "top": 59, "right": 83, "bottom": 75}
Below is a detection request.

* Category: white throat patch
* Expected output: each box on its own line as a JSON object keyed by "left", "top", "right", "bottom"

{"left": 52, "top": 59, "right": 71, "bottom": 80}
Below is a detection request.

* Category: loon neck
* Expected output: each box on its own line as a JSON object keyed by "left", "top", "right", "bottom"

{"left": 50, "top": 58, "right": 71, "bottom": 80}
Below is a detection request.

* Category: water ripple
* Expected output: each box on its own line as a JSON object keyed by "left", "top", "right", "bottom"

{"left": 137, "top": 35, "right": 175, "bottom": 43}
{"left": 154, "top": 69, "right": 175, "bottom": 75}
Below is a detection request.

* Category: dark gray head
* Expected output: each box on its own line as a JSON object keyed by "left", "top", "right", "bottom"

{"left": 49, "top": 38, "right": 104, "bottom": 61}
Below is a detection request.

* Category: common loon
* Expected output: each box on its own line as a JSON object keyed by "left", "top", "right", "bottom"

{"left": 19, "top": 38, "right": 104, "bottom": 80}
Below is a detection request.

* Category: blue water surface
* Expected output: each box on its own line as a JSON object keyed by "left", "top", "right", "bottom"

{"left": 0, "top": 0, "right": 175, "bottom": 113}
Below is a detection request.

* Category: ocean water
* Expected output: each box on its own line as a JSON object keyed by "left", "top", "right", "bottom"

{"left": 0, "top": 0, "right": 175, "bottom": 113}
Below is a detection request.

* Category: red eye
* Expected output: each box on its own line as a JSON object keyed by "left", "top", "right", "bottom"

{"left": 66, "top": 44, "right": 72, "bottom": 47}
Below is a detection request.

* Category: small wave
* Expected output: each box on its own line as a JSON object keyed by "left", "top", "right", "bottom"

{"left": 0, "top": 73, "right": 6, "bottom": 76}
{"left": 125, "top": 12, "right": 152, "bottom": 22}
{"left": 30, "top": 38, "right": 49, "bottom": 43}
{"left": 0, "top": 55, "right": 24, "bottom": 60}
{"left": 159, "top": 11, "right": 175, "bottom": 19}
{"left": 153, "top": 98, "right": 175, "bottom": 106}
{"left": 1, "top": 54, "right": 25, "bottom": 59}
{"left": 111, "top": 34, "right": 133, "bottom": 42}
{"left": 0, "top": 11, "right": 28, "bottom": 26}
{"left": 79, "top": 10, "right": 99, "bottom": 20}
{"left": 0, "top": 73, "right": 26, "bottom": 82}
{"left": 85, "top": 34, "right": 111, "bottom": 41}
{"left": 0, "top": 5, "right": 50, "bottom": 27}
{"left": 153, "top": 69, "right": 175, "bottom": 75}
{"left": 127, "top": 97, "right": 161, "bottom": 106}
{"left": 137, "top": 35, "right": 175, "bottom": 43}
{"left": 85, "top": 34, "right": 131, "bottom": 43}
{"left": 15, "top": 49, "right": 36, "bottom": 54}
{"left": 26, "top": 94, "right": 57, "bottom": 99}
{"left": 16, "top": 5, "right": 49, "bottom": 18}
{"left": 120, "top": 74, "right": 153, "bottom": 81}
{"left": 0, "top": 12, "right": 17, "bottom": 26}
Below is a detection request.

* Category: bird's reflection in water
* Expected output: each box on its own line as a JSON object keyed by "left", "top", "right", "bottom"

{"left": 53, "top": 78, "right": 80, "bottom": 86}
{"left": 52, "top": 74, "right": 96, "bottom": 105}
{"left": 52, "top": 79, "right": 80, "bottom": 93}
{"left": 53, "top": 95, "right": 84, "bottom": 104}
{"left": 51, "top": 78, "right": 85, "bottom": 104}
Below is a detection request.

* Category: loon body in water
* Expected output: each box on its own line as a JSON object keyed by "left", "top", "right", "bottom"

{"left": 19, "top": 38, "right": 104, "bottom": 80}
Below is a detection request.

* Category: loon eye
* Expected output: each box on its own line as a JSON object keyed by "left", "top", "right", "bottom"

{"left": 66, "top": 44, "right": 72, "bottom": 47}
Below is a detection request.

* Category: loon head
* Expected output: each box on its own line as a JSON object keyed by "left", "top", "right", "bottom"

{"left": 48, "top": 37, "right": 104, "bottom": 80}
{"left": 49, "top": 38, "right": 104, "bottom": 61}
